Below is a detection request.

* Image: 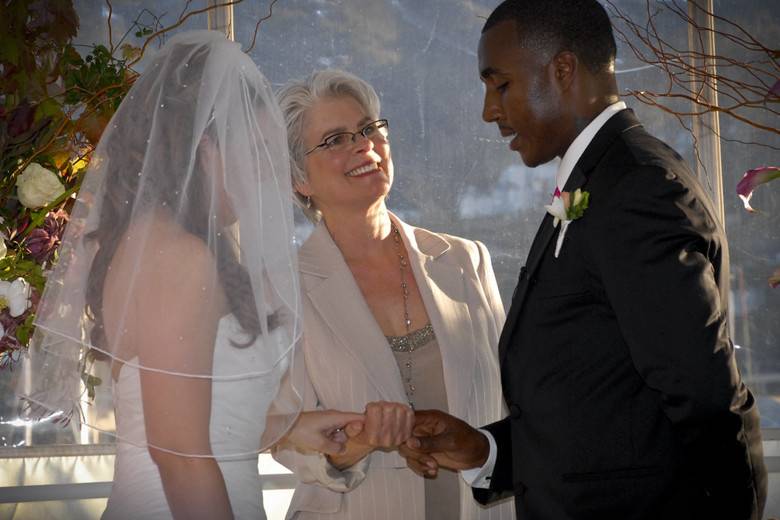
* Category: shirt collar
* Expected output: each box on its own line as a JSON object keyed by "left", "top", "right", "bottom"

{"left": 556, "top": 101, "right": 627, "bottom": 191}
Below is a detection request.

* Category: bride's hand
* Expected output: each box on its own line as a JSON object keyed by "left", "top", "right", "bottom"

{"left": 283, "top": 410, "right": 365, "bottom": 456}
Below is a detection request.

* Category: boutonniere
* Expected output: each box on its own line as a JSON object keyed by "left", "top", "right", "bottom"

{"left": 544, "top": 188, "right": 590, "bottom": 258}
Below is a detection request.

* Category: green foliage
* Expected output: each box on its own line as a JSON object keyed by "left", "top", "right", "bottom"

{"left": 0, "top": 0, "right": 138, "bottom": 363}
{"left": 566, "top": 191, "right": 590, "bottom": 221}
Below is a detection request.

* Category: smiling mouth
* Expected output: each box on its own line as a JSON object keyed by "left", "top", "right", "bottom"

{"left": 498, "top": 126, "right": 517, "bottom": 141}
{"left": 345, "top": 162, "right": 380, "bottom": 177}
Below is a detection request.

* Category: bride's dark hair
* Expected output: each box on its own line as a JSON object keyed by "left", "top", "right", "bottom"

{"left": 84, "top": 43, "right": 272, "bottom": 353}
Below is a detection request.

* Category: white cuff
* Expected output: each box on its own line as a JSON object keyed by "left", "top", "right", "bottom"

{"left": 460, "top": 429, "right": 496, "bottom": 489}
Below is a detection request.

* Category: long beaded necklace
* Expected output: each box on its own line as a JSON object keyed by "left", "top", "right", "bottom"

{"left": 390, "top": 222, "right": 414, "bottom": 407}
{"left": 387, "top": 221, "right": 446, "bottom": 409}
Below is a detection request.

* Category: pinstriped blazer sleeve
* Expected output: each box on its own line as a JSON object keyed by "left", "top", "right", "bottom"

{"left": 271, "top": 344, "right": 370, "bottom": 492}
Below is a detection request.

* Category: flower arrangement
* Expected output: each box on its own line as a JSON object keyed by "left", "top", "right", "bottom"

{"left": 0, "top": 0, "right": 138, "bottom": 369}
{"left": 0, "top": 0, "right": 279, "bottom": 386}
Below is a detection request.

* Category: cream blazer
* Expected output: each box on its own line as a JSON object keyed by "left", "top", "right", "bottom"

{"left": 273, "top": 215, "right": 514, "bottom": 520}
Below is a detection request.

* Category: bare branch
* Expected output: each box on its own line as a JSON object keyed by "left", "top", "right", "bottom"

{"left": 606, "top": 0, "right": 779, "bottom": 147}
{"left": 106, "top": 0, "right": 114, "bottom": 54}
{"left": 128, "top": 0, "right": 245, "bottom": 68}
{"left": 244, "top": 0, "right": 280, "bottom": 54}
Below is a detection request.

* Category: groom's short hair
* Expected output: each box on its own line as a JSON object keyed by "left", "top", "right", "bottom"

{"left": 483, "top": 0, "right": 617, "bottom": 75}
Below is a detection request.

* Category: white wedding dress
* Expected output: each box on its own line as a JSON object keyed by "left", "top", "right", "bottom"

{"left": 102, "top": 314, "right": 288, "bottom": 519}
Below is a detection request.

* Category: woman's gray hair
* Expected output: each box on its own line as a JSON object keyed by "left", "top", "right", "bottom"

{"left": 276, "top": 69, "right": 381, "bottom": 222}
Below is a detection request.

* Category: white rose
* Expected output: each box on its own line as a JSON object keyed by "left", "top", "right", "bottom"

{"left": 0, "top": 278, "right": 32, "bottom": 317}
{"left": 16, "top": 163, "right": 66, "bottom": 209}
{"left": 544, "top": 196, "right": 568, "bottom": 228}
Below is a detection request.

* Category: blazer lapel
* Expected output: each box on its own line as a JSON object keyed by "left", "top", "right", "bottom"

{"left": 300, "top": 224, "right": 408, "bottom": 403}
{"left": 395, "top": 216, "right": 476, "bottom": 420}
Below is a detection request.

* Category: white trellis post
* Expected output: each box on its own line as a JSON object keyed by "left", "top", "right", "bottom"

{"left": 686, "top": 0, "right": 725, "bottom": 225}
{"left": 207, "top": 0, "right": 235, "bottom": 41}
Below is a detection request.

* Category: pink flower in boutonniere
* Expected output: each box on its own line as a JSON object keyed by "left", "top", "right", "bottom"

{"left": 544, "top": 188, "right": 590, "bottom": 258}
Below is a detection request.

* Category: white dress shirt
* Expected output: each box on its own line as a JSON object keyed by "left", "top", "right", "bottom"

{"left": 462, "top": 101, "right": 628, "bottom": 489}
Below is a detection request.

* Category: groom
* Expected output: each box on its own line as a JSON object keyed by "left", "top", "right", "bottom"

{"left": 403, "top": 1, "right": 767, "bottom": 519}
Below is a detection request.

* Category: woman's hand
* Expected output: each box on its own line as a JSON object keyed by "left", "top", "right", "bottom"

{"left": 327, "top": 401, "right": 414, "bottom": 470}
{"left": 282, "top": 410, "right": 365, "bottom": 456}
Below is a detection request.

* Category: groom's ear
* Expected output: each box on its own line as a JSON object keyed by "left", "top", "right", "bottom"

{"left": 550, "top": 51, "right": 578, "bottom": 93}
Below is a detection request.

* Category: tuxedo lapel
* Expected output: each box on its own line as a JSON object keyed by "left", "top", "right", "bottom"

{"left": 497, "top": 110, "right": 642, "bottom": 365}
{"left": 498, "top": 212, "right": 554, "bottom": 364}
{"left": 395, "top": 217, "right": 476, "bottom": 420}
{"left": 300, "top": 224, "right": 408, "bottom": 403}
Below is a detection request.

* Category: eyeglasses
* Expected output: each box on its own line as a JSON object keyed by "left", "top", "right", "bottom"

{"left": 304, "top": 119, "right": 389, "bottom": 156}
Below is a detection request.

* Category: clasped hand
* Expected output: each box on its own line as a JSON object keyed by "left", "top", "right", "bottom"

{"left": 323, "top": 405, "right": 489, "bottom": 478}
{"left": 327, "top": 401, "right": 415, "bottom": 470}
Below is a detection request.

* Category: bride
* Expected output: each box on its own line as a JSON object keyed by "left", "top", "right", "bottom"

{"left": 20, "top": 31, "right": 362, "bottom": 519}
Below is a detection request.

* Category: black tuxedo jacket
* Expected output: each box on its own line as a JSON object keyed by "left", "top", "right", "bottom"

{"left": 475, "top": 110, "right": 767, "bottom": 520}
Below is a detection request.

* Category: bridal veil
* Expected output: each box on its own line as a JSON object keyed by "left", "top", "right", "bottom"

{"left": 18, "top": 30, "right": 304, "bottom": 457}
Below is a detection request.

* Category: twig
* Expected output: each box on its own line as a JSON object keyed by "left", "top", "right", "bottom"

{"left": 244, "top": 0, "right": 280, "bottom": 54}
{"left": 106, "top": 0, "right": 114, "bottom": 54}
{"left": 128, "top": 1, "right": 244, "bottom": 68}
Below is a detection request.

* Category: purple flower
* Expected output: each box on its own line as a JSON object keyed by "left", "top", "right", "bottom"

{"left": 736, "top": 166, "right": 780, "bottom": 212}
{"left": 769, "top": 268, "right": 780, "bottom": 290}
{"left": 0, "top": 310, "right": 23, "bottom": 352}
{"left": 25, "top": 209, "right": 69, "bottom": 263}
{"left": 7, "top": 102, "right": 35, "bottom": 138}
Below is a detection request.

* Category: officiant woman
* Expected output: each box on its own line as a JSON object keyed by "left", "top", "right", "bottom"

{"left": 272, "top": 69, "right": 515, "bottom": 520}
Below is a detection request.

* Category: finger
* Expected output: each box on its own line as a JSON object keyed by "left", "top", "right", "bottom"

{"left": 392, "top": 405, "right": 412, "bottom": 445}
{"left": 345, "top": 420, "right": 364, "bottom": 438}
{"left": 406, "top": 436, "right": 421, "bottom": 450}
{"left": 364, "top": 403, "right": 383, "bottom": 445}
{"left": 409, "top": 433, "right": 446, "bottom": 453}
{"left": 389, "top": 404, "right": 413, "bottom": 446}
{"left": 402, "top": 406, "right": 415, "bottom": 441}
{"left": 316, "top": 437, "right": 347, "bottom": 456}
{"left": 406, "top": 454, "right": 436, "bottom": 478}
{"left": 381, "top": 403, "right": 398, "bottom": 446}
{"left": 399, "top": 445, "right": 439, "bottom": 477}
{"left": 405, "top": 457, "right": 426, "bottom": 477}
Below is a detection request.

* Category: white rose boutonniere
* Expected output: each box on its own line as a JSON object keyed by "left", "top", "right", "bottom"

{"left": 16, "top": 163, "right": 66, "bottom": 209}
{"left": 544, "top": 188, "right": 590, "bottom": 258}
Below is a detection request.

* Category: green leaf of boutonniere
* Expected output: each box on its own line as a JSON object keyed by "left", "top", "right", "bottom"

{"left": 565, "top": 189, "right": 590, "bottom": 220}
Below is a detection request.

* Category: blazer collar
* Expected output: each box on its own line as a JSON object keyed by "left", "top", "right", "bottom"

{"left": 393, "top": 213, "right": 450, "bottom": 261}
{"left": 299, "top": 212, "right": 450, "bottom": 278}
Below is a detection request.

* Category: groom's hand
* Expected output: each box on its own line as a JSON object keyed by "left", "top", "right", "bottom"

{"left": 402, "top": 409, "right": 489, "bottom": 476}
